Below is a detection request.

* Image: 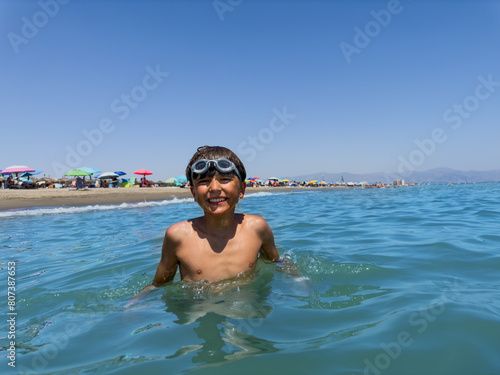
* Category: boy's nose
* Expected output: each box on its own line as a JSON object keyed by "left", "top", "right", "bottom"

{"left": 208, "top": 177, "right": 221, "bottom": 191}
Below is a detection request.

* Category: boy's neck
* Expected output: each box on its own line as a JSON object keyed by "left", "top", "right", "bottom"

{"left": 202, "top": 210, "right": 239, "bottom": 232}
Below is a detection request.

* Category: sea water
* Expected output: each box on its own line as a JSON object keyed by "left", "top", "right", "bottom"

{"left": 1, "top": 183, "right": 499, "bottom": 375}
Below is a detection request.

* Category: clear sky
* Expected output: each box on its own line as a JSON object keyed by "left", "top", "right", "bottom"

{"left": 2, "top": 0, "right": 500, "bottom": 180}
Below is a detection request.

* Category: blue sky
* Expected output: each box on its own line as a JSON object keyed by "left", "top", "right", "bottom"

{"left": 2, "top": 0, "right": 500, "bottom": 180}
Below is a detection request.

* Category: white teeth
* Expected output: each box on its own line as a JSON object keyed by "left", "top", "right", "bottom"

{"left": 209, "top": 198, "right": 226, "bottom": 202}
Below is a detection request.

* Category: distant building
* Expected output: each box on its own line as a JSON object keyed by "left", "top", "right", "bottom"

{"left": 393, "top": 180, "right": 405, "bottom": 186}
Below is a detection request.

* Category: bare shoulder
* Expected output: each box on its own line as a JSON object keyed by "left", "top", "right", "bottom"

{"left": 242, "top": 214, "right": 279, "bottom": 261}
{"left": 165, "top": 220, "right": 192, "bottom": 242}
{"left": 242, "top": 214, "right": 272, "bottom": 233}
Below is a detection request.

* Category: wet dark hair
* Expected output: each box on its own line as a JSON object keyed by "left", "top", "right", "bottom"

{"left": 186, "top": 146, "right": 246, "bottom": 185}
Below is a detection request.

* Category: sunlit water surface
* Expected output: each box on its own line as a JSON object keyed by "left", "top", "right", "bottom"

{"left": 1, "top": 183, "right": 500, "bottom": 374}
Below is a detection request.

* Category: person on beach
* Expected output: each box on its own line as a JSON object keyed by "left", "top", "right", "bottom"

{"left": 143, "top": 145, "right": 281, "bottom": 291}
{"left": 6, "top": 177, "right": 16, "bottom": 189}
{"left": 140, "top": 177, "right": 151, "bottom": 187}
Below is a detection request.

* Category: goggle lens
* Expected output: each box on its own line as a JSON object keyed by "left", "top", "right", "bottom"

{"left": 193, "top": 160, "right": 207, "bottom": 172}
{"left": 217, "top": 160, "right": 231, "bottom": 170}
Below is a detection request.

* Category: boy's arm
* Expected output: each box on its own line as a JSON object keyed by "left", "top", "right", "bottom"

{"left": 127, "top": 226, "right": 180, "bottom": 307}
{"left": 256, "top": 217, "right": 280, "bottom": 261}
{"left": 151, "top": 225, "right": 181, "bottom": 287}
{"left": 256, "top": 217, "right": 309, "bottom": 289}
{"left": 137, "top": 224, "right": 181, "bottom": 297}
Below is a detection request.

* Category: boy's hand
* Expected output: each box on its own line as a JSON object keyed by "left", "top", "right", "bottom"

{"left": 275, "top": 257, "right": 312, "bottom": 294}
{"left": 125, "top": 284, "right": 156, "bottom": 308}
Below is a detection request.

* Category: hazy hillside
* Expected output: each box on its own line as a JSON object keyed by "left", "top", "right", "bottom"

{"left": 285, "top": 168, "right": 500, "bottom": 184}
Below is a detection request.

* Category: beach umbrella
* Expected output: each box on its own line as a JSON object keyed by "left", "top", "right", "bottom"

{"left": 80, "top": 167, "right": 101, "bottom": 175}
{"left": 134, "top": 169, "right": 153, "bottom": 186}
{"left": 64, "top": 169, "right": 93, "bottom": 187}
{"left": 1, "top": 165, "right": 36, "bottom": 177}
{"left": 64, "top": 169, "right": 92, "bottom": 189}
{"left": 98, "top": 172, "right": 119, "bottom": 179}
{"left": 64, "top": 169, "right": 92, "bottom": 177}
{"left": 174, "top": 175, "right": 187, "bottom": 182}
{"left": 165, "top": 177, "right": 182, "bottom": 186}
{"left": 79, "top": 167, "right": 101, "bottom": 180}
{"left": 20, "top": 170, "right": 43, "bottom": 180}
{"left": 134, "top": 169, "right": 153, "bottom": 176}
{"left": 268, "top": 177, "right": 280, "bottom": 180}
{"left": 134, "top": 169, "right": 153, "bottom": 182}
{"left": 114, "top": 171, "right": 126, "bottom": 176}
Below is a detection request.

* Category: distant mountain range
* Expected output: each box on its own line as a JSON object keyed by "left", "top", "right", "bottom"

{"left": 286, "top": 168, "right": 500, "bottom": 184}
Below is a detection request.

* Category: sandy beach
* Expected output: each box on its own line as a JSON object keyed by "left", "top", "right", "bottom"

{"left": 0, "top": 186, "right": 307, "bottom": 211}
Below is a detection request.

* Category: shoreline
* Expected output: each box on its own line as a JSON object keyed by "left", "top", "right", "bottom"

{"left": 0, "top": 186, "right": 327, "bottom": 211}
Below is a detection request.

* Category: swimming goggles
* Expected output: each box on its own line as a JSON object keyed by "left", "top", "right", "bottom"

{"left": 191, "top": 158, "right": 242, "bottom": 181}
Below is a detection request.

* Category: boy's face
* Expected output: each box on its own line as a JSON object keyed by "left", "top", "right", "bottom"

{"left": 190, "top": 171, "right": 246, "bottom": 215}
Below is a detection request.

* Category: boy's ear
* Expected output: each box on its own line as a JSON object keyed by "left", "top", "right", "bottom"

{"left": 239, "top": 180, "right": 246, "bottom": 198}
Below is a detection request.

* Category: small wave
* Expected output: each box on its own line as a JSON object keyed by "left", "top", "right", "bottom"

{"left": 245, "top": 191, "right": 291, "bottom": 198}
{"left": 0, "top": 197, "right": 195, "bottom": 218}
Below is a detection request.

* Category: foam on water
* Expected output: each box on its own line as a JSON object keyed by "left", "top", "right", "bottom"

{"left": 0, "top": 197, "right": 196, "bottom": 218}
{"left": 245, "top": 191, "right": 290, "bottom": 198}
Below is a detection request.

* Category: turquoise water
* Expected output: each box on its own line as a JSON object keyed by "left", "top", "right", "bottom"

{"left": 1, "top": 183, "right": 500, "bottom": 375}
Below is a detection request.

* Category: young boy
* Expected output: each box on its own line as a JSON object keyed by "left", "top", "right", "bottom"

{"left": 147, "top": 145, "right": 280, "bottom": 289}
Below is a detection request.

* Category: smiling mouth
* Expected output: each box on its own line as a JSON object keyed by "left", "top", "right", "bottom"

{"left": 208, "top": 197, "right": 228, "bottom": 204}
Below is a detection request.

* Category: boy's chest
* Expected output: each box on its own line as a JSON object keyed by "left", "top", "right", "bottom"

{"left": 178, "top": 231, "right": 262, "bottom": 270}
{"left": 189, "top": 232, "right": 260, "bottom": 257}
{"left": 177, "top": 233, "right": 261, "bottom": 281}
